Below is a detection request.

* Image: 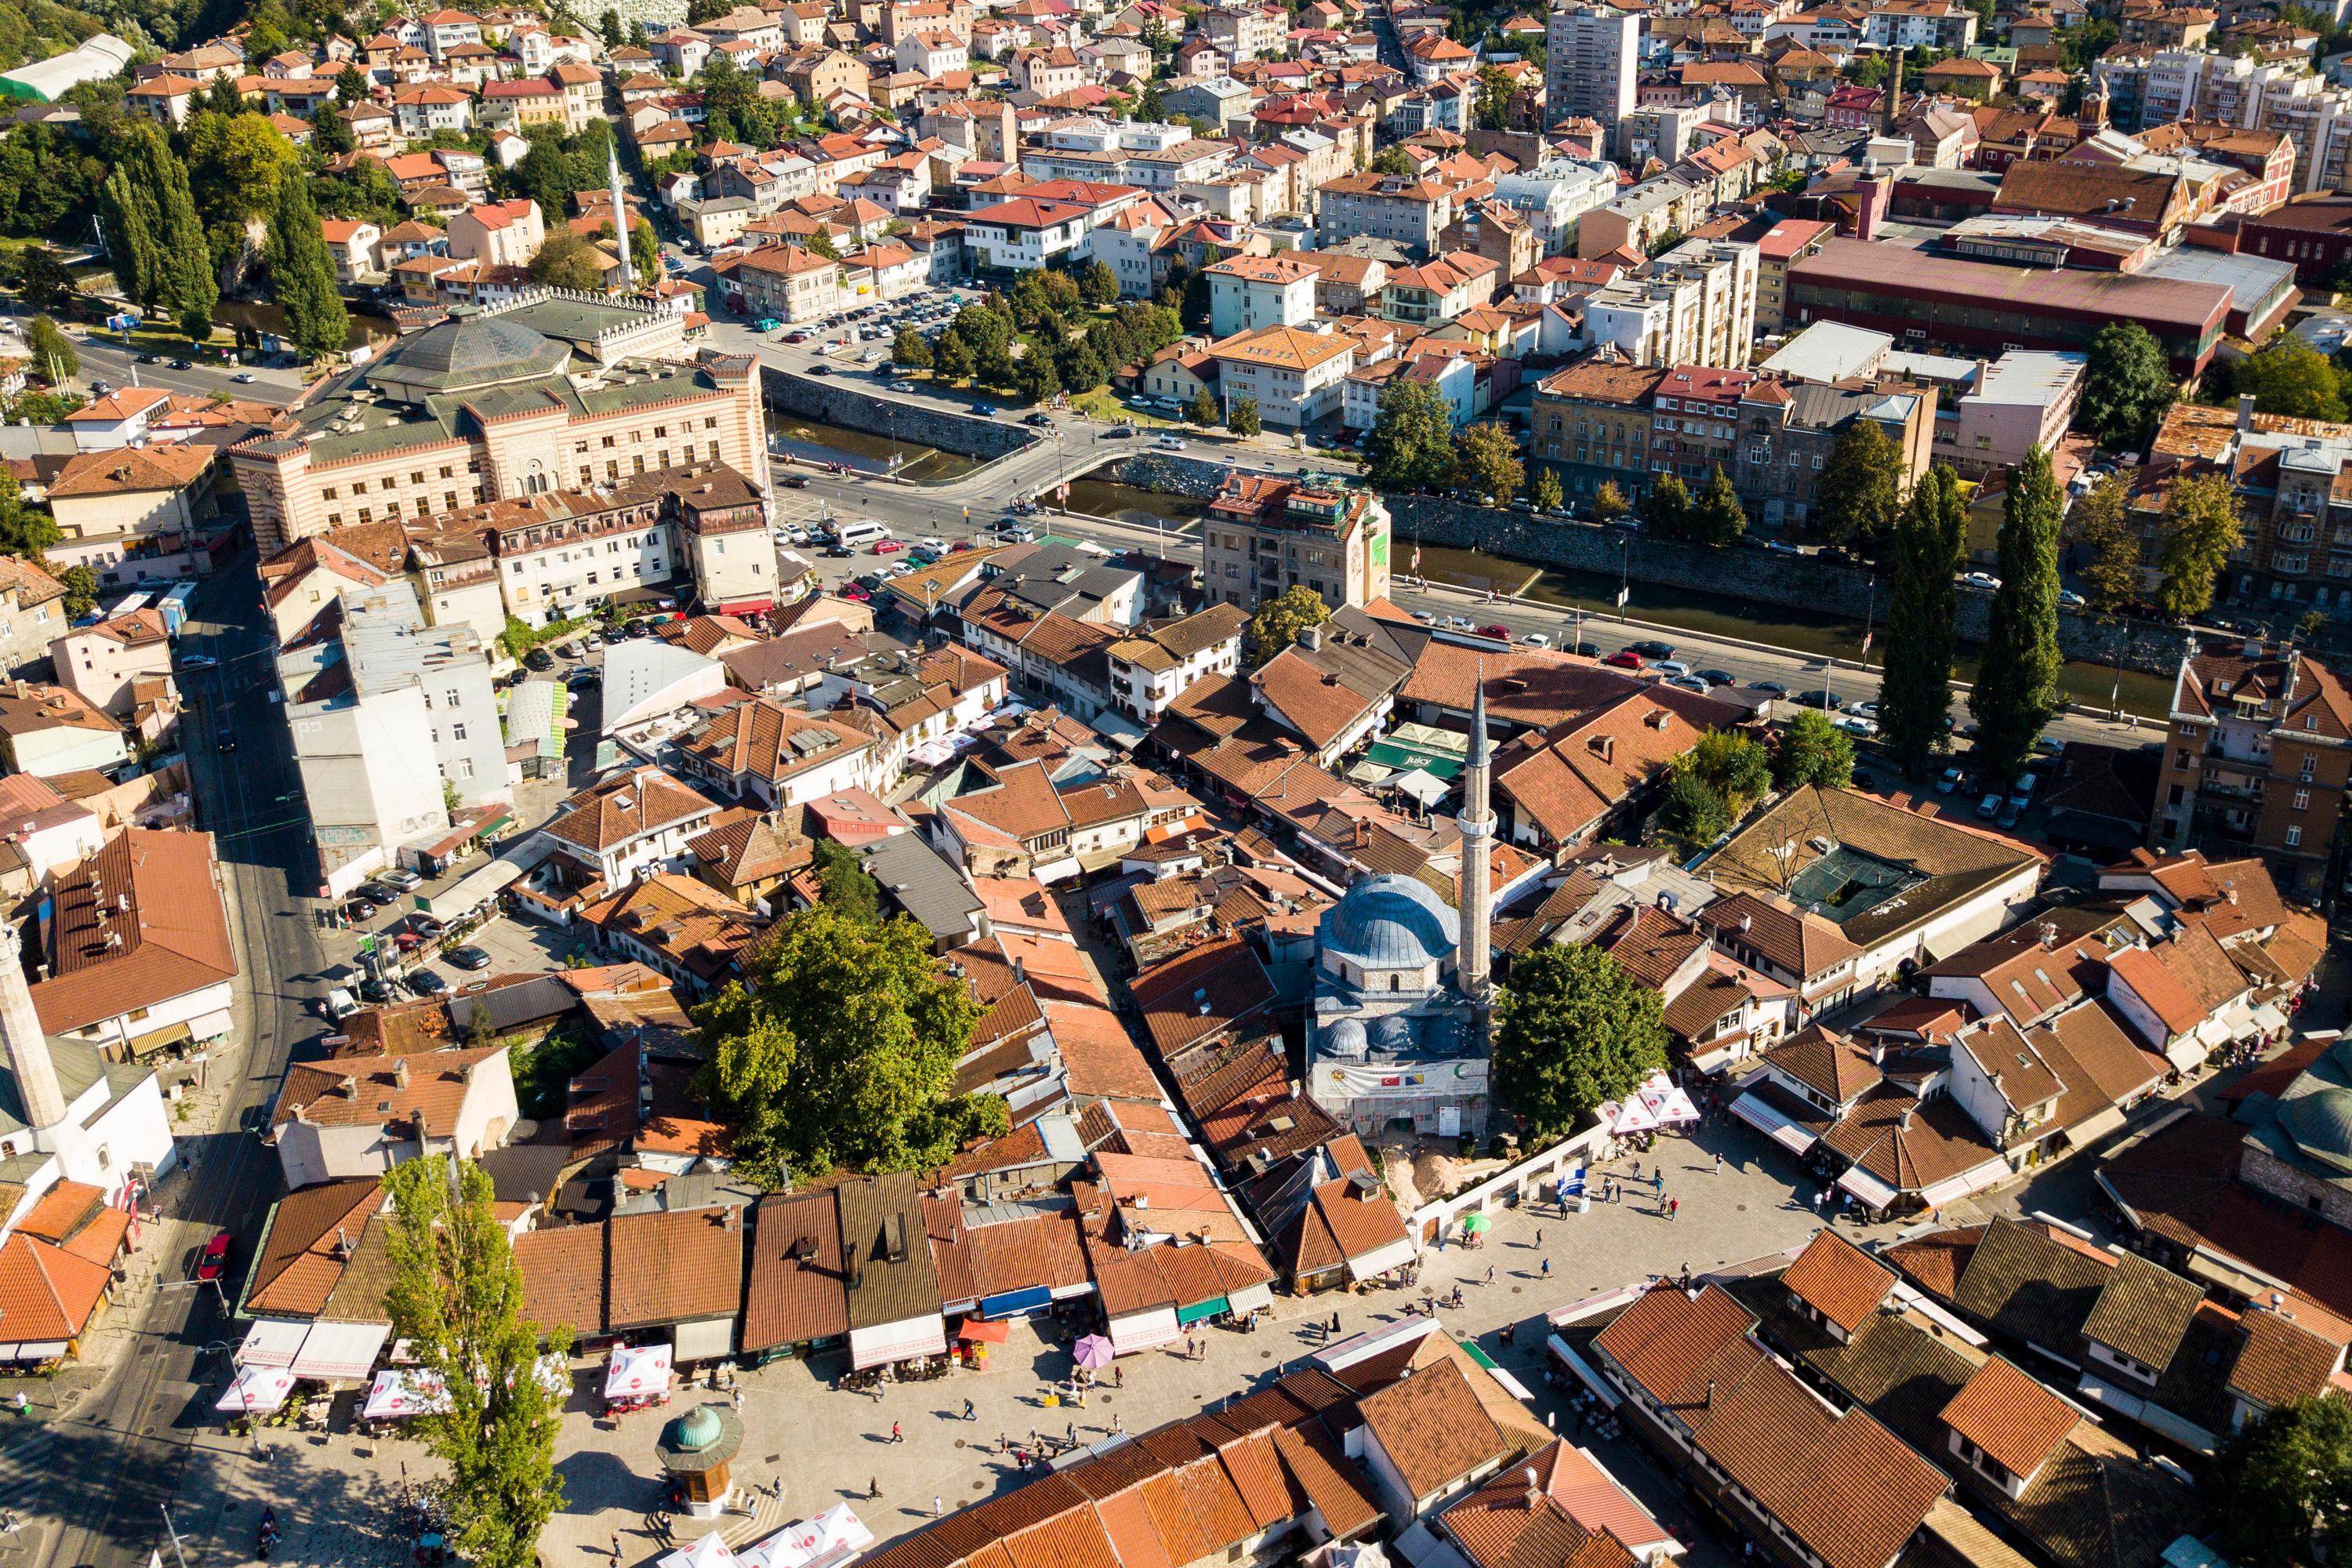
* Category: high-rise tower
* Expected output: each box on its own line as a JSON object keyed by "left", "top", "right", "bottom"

{"left": 0, "top": 921, "right": 64, "bottom": 1130}
{"left": 1458, "top": 668, "right": 1494, "bottom": 1006}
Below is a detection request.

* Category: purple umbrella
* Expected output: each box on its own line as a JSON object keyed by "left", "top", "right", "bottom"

{"left": 1072, "top": 1334, "right": 1116, "bottom": 1369}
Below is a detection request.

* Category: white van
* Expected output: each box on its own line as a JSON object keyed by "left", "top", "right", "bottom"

{"left": 834, "top": 519, "right": 891, "bottom": 550}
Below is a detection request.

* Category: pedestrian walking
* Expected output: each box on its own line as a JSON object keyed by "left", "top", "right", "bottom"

{"left": 731, "top": 1386, "right": 742, "bottom": 1412}
{"left": 998, "top": 1431, "right": 1007, "bottom": 1454}
{"left": 1330, "top": 1312, "right": 1341, "bottom": 1334}
{"left": 1541, "top": 1258, "right": 1552, "bottom": 1278}
{"left": 1112, "top": 1413, "right": 1123, "bottom": 1434}
{"left": 1653, "top": 1169, "right": 1664, "bottom": 1196}
{"left": 891, "top": 1421, "right": 903, "bottom": 1444}
{"left": 934, "top": 1497, "right": 942, "bottom": 1519}
{"left": 1485, "top": 1265, "right": 1495, "bottom": 1285}
{"left": 1669, "top": 1196, "right": 1680, "bottom": 1223}
{"left": 1712, "top": 1152, "right": 1722, "bottom": 1175}
{"left": 964, "top": 1398, "right": 976, "bottom": 1421}
{"left": 869, "top": 1479, "right": 882, "bottom": 1501}
{"left": 1114, "top": 1365, "right": 1123, "bottom": 1388}
{"left": 1534, "top": 1228, "right": 1544, "bottom": 1247}
{"left": 612, "top": 1534, "right": 623, "bottom": 1562}
{"left": 1067, "top": 1420, "right": 1077, "bottom": 1446}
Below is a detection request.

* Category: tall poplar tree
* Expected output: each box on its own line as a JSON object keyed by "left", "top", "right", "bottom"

{"left": 1969, "top": 448, "right": 2063, "bottom": 781}
{"left": 103, "top": 129, "right": 216, "bottom": 339}
{"left": 267, "top": 170, "right": 349, "bottom": 361}
{"left": 1878, "top": 464, "right": 1965, "bottom": 775}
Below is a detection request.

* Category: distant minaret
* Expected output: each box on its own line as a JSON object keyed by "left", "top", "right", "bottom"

{"left": 608, "top": 140, "right": 635, "bottom": 294}
{"left": 1459, "top": 666, "right": 1495, "bottom": 1007}
{"left": 0, "top": 922, "right": 64, "bottom": 1131}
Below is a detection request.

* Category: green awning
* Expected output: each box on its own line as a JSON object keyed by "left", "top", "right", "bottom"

{"left": 1462, "top": 1341, "right": 1501, "bottom": 1371}
{"left": 1363, "top": 741, "right": 1462, "bottom": 779}
{"left": 1174, "top": 1298, "right": 1228, "bottom": 1327}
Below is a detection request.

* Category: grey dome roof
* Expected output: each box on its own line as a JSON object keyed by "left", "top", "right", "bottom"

{"left": 1321, "top": 874, "right": 1457, "bottom": 969}
{"left": 1324, "top": 1018, "right": 1367, "bottom": 1058}
{"left": 370, "top": 310, "right": 571, "bottom": 397}
{"left": 2281, "top": 1087, "right": 2352, "bottom": 1174}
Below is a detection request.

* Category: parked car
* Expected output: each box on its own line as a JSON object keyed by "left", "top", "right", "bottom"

{"left": 1522, "top": 632, "right": 1551, "bottom": 647}
{"left": 215, "top": 727, "right": 237, "bottom": 751}
{"left": 1155, "top": 436, "right": 1185, "bottom": 450}
{"left": 1751, "top": 679, "right": 1788, "bottom": 697}
{"left": 779, "top": 474, "right": 809, "bottom": 488}
{"left": 407, "top": 970, "right": 450, "bottom": 996}
{"left": 180, "top": 653, "right": 218, "bottom": 670}
{"left": 1654, "top": 659, "right": 1693, "bottom": 678}
{"left": 524, "top": 646, "right": 554, "bottom": 671}
{"left": 1024, "top": 412, "right": 1054, "bottom": 427}
{"left": 196, "top": 1232, "right": 234, "bottom": 1282}
{"left": 753, "top": 318, "right": 782, "bottom": 332}
{"left": 840, "top": 583, "right": 873, "bottom": 602}
{"left": 873, "top": 538, "right": 903, "bottom": 554}
{"left": 1937, "top": 766, "right": 1965, "bottom": 794}
{"left": 359, "top": 882, "right": 403, "bottom": 905}
{"left": 2057, "top": 589, "right": 2087, "bottom": 608}
{"left": 341, "top": 898, "right": 377, "bottom": 924}
{"left": 1628, "top": 640, "right": 1676, "bottom": 660}
{"left": 1792, "top": 689, "right": 1840, "bottom": 710}
{"left": 446, "top": 946, "right": 493, "bottom": 971}
{"left": 1976, "top": 792, "right": 2003, "bottom": 819}
{"left": 1961, "top": 572, "right": 2002, "bottom": 591}
{"left": 1668, "top": 674, "right": 1710, "bottom": 692}
{"left": 1846, "top": 701, "right": 1880, "bottom": 721}
{"left": 1997, "top": 799, "right": 2024, "bottom": 829}
{"left": 1478, "top": 624, "right": 1509, "bottom": 639}
{"left": 1412, "top": 610, "right": 1436, "bottom": 624}
{"left": 170, "top": 358, "right": 191, "bottom": 370}
{"left": 973, "top": 403, "right": 1000, "bottom": 416}
{"left": 1570, "top": 641, "right": 1600, "bottom": 658}
{"left": 1695, "top": 669, "right": 1733, "bottom": 688}
{"left": 809, "top": 364, "right": 831, "bottom": 376}
{"left": 918, "top": 536, "right": 948, "bottom": 554}
{"left": 1602, "top": 650, "right": 1645, "bottom": 670}
{"left": 379, "top": 868, "right": 423, "bottom": 891}
{"left": 1835, "top": 714, "right": 1878, "bottom": 737}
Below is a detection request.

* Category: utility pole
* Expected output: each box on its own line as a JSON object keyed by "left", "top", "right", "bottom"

{"left": 161, "top": 1504, "right": 190, "bottom": 1568}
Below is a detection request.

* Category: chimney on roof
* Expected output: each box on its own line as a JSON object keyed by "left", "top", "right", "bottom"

{"left": 1523, "top": 1466, "right": 1541, "bottom": 1508}
{"left": 394, "top": 1058, "right": 411, "bottom": 1089}
{"left": 1704, "top": 1378, "right": 1716, "bottom": 1407}
{"left": 2238, "top": 391, "right": 2257, "bottom": 435}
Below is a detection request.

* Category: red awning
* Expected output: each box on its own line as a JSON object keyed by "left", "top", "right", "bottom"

{"left": 956, "top": 1318, "right": 1011, "bottom": 1344}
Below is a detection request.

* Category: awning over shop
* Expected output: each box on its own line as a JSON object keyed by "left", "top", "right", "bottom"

{"left": 125, "top": 1020, "right": 193, "bottom": 1058}
{"left": 2254, "top": 1003, "right": 2291, "bottom": 1035}
{"left": 1913, "top": 1160, "right": 2012, "bottom": 1210}
{"left": 2065, "top": 1105, "right": 2130, "bottom": 1149}
{"left": 1226, "top": 1282, "right": 1274, "bottom": 1315}
{"left": 1345, "top": 1237, "right": 1418, "bottom": 1282}
{"left": 848, "top": 1316, "right": 946, "bottom": 1370}
{"left": 0, "top": 1341, "right": 68, "bottom": 1364}
{"left": 420, "top": 857, "right": 525, "bottom": 920}
{"left": 1836, "top": 1166, "right": 1902, "bottom": 1211}
{"left": 1732, "top": 1090, "right": 1819, "bottom": 1156}
{"left": 955, "top": 1318, "right": 1011, "bottom": 1345}
{"left": 235, "top": 1319, "right": 310, "bottom": 1369}
{"left": 289, "top": 1320, "right": 391, "bottom": 1381}
{"left": 977, "top": 1286, "right": 1051, "bottom": 1319}
{"left": 1174, "top": 1297, "right": 1227, "bottom": 1327}
{"left": 1106, "top": 1307, "right": 1180, "bottom": 1356}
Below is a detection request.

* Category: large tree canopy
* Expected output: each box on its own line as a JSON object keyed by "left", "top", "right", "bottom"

{"left": 2079, "top": 321, "right": 2175, "bottom": 449}
{"left": 1365, "top": 377, "right": 1457, "bottom": 492}
{"left": 1969, "top": 448, "right": 2063, "bottom": 781}
{"left": 2205, "top": 1396, "right": 2352, "bottom": 1568}
{"left": 696, "top": 906, "right": 997, "bottom": 1181}
{"left": 1494, "top": 943, "right": 1668, "bottom": 1140}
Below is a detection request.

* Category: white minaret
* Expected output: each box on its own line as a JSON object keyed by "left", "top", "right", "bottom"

{"left": 608, "top": 141, "right": 635, "bottom": 294}
{"left": 1458, "top": 666, "right": 1494, "bottom": 1007}
{"left": 0, "top": 922, "right": 65, "bottom": 1131}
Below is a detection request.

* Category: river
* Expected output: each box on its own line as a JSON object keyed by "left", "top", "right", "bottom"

{"left": 763, "top": 409, "right": 979, "bottom": 484}
{"left": 1070, "top": 475, "right": 2173, "bottom": 718}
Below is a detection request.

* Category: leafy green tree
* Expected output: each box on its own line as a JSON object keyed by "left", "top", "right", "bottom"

{"left": 1663, "top": 766, "right": 1731, "bottom": 841}
{"left": 933, "top": 328, "right": 973, "bottom": 382}
{"left": 1179, "top": 263, "right": 1211, "bottom": 328}
{"left": 1687, "top": 729, "right": 1772, "bottom": 811}
{"left": 267, "top": 169, "right": 349, "bottom": 361}
{"left": 380, "top": 1156, "right": 572, "bottom": 1568}
{"left": 2157, "top": 468, "right": 2243, "bottom": 621}
{"left": 1138, "top": 83, "right": 1165, "bottom": 122}
{"left": 1592, "top": 480, "right": 1628, "bottom": 524}
{"left": 1473, "top": 63, "right": 1514, "bottom": 129}
{"left": 1187, "top": 387, "right": 1219, "bottom": 427}
{"left": 1969, "top": 447, "right": 2063, "bottom": 780}
{"left": 310, "top": 102, "right": 355, "bottom": 157}
{"left": 0, "top": 122, "right": 105, "bottom": 247}
{"left": 1641, "top": 471, "right": 1690, "bottom": 536}
{"left": 1455, "top": 421, "right": 1523, "bottom": 506}
{"left": 600, "top": 6, "right": 624, "bottom": 45}
{"left": 1530, "top": 465, "right": 1563, "bottom": 510}
{"left": 953, "top": 301, "right": 1010, "bottom": 357}
{"left": 187, "top": 111, "right": 300, "bottom": 224}
{"left": 101, "top": 126, "right": 212, "bottom": 332}
{"left": 334, "top": 63, "right": 369, "bottom": 105}
{"left": 1366, "top": 377, "right": 1457, "bottom": 491}
{"left": 1878, "top": 465, "right": 1965, "bottom": 774}
{"left": 0, "top": 471, "right": 59, "bottom": 557}
{"left": 2080, "top": 321, "right": 2176, "bottom": 449}
{"left": 1493, "top": 943, "right": 1668, "bottom": 1138}
{"left": 1815, "top": 417, "right": 1903, "bottom": 546}
{"left": 503, "top": 137, "right": 577, "bottom": 221}
{"left": 2205, "top": 1397, "right": 2352, "bottom": 1568}
{"left": 2071, "top": 474, "right": 2140, "bottom": 613}
{"left": 1774, "top": 708, "right": 1854, "bottom": 790}
{"left": 893, "top": 326, "right": 932, "bottom": 370}
{"left": 2299, "top": 608, "right": 2328, "bottom": 644}
{"left": 1369, "top": 145, "right": 1414, "bottom": 175}
{"left": 1056, "top": 339, "right": 1106, "bottom": 394}
{"left": 24, "top": 315, "right": 74, "bottom": 381}
{"left": 804, "top": 228, "right": 840, "bottom": 260}
{"left": 1247, "top": 583, "right": 1330, "bottom": 665}
{"left": 1690, "top": 465, "right": 1746, "bottom": 544}
{"left": 1039, "top": 269, "right": 1080, "bottom": 317}
{"left": 15, "top": 248, "right": 72, "bottom": 314}
{"left": 1079, "top": 258, "right": 1120, "bottom": 306}
{"left": 629, "top": 218, "right": 659, "bottom": 282}
{"left": 528, "top": 227, "right": 608, "bottom": 292}
{"left": 811, "top": 837, "right": 880, "bottom": 922}
{"left": 57, "top": 564, "right": 97, "bottom": 619}
{"left": 2230, "top": 336, "right": 2349, "bottom": 422}
{"left": 696, "top": 904, "right": 993, "bottom": 1181}
{"left": 1228, "top": 395, "right": 1261, "bottom": 437}
{"left": 1011, "top": 350, "right": 1060, "bottom": 404}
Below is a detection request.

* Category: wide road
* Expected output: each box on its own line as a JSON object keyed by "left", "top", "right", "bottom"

{"left": 1, "top": 561, "right": 329, "bottom": 1568}
{"left": 54, "top": 327, "right": 307, "bottom": 405}
{"left": 768, "top": 473, "right": 2165, "bottom": 760}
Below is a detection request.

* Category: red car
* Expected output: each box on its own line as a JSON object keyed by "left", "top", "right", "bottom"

{"left": 872, "top": 539, "right": 904, "bottom": 554}
{"left": 840, "top": 583, "right": 873, "bottom": 601}
{"left": 1602, "top": 650, "right": 1645, "bottom": 670}
{"left": 196, "top": 1232, "right": 233, "bottom": 1282}
{"left": 1478, "top": 624, "right": 1508, "bottom": 640}
{"left": 949, "top": 539, "right": 975, "bottom": 553}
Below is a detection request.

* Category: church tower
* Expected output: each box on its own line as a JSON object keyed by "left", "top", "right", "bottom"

{"left": 1458, "top": 669, "right": 1494, "bottom": 1007}
{"left": 0, "top": 921, "right": 64, "bottom": 1131}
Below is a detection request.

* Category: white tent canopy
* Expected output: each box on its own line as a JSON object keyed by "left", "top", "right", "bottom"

{"left": 1636, "top": 1073, "right": 1700, "bottom": 1127}
{"left": 740, "top": 1506, "right": 876, "bottom": 1568}
{"left": 604, "top": 1342, "right": 673, "bottom": 1400}
{"left": 1599, "top": 1095, "right": 1659, "bottom": 1136}
{"left": 364, "top": 1369, "right": 452, "bottom": 1421}
{"left": 216, "top": 1367, "right": 297, "bottom": 1414}
{"left": 660, "top": 1533, "right": 742, "bottom": 1568}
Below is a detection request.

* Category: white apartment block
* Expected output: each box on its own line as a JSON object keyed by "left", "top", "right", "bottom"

{"left": 1211, "top": 325, "right": 1356, "bottom": 427}
{"left": 1584, "top": 239, "right": 1759, "bottom": 368}
{"left": 1546, "top": 5, "right": 1639, "bottom": 132}
{"left": 1207, "top": 253, "right": 1316, "bottom": 337}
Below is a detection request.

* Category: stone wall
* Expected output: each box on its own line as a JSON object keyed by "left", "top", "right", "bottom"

{"left": 1105, "top": 456, "right": 2194, "bottom": 677}
{"left": 760, "top": 368, "right": 1037, "bottom": 461}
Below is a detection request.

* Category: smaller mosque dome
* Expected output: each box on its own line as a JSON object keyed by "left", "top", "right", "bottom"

{"left": 1325, "top": 1018, "right": 1367, "bottom": 1058}
{"left": 675, "top": 1405, "right": 723, "bottom": 1452}
{"left": 1321, "top": 874, "right": 1460, "bottom": 970}
{"left": 2280, "top": 1088, "right": 2352, "bottom": 1176}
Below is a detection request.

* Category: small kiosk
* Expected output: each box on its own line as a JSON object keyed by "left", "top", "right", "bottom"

{"left": 657, "top": 1403, "right": 746, "bottom": 1519}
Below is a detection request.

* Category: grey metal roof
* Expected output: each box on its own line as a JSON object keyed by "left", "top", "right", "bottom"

{"left": 368, "top": 311, "right": 572, "bottom": 397}
{"left": 859, "top": 831, "right": 984, "bottom": 941}
{"left": 1317, "top": 873, "right": 1459, "bottom": 969}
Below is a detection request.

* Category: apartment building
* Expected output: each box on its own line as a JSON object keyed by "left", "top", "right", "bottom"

{"left": 1531, "top": 357, "right": 1667, "bottom": 508}
{"left": 729, "top": 243, "right": 845, "bottom": 321}
{"left": 1544, "top": 5, "right": 1639, "bottom": 135}
{"left": 1206, "top": 253, "right": 1316, "bottom": 337}
{"left": 446, "top": 199, "right": 546, "bottom": 269}
{"left": 1584, "top": 239, "right": 1758, "bottom": 369}
{"left": 1722, "top": 378, "right": 1934, "bottom": 532}
{"left": 1316, "top": 172, "right": 1458, "bottom": 259}
{"left": 1210, "top": 325, "right": 1357, "bottom": 427}
{"left": 1200, "top": 474, "right": 1393, "bottom": 611}
{"left": 1200, "top": 4, "right": 1287, "bottom": 62}
{"left": 278, "top": 579, "right": 509, "bottom": 895}
{"left": 2151, "top": 639, "right": 2350, "bottom": 898}
{"left": 1862, "top": 0, "right": 1977, "bottom": 49}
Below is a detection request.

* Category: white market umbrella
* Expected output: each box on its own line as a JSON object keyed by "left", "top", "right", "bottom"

{"left": 604, "top": 1343, "right": 673, "bottom": 1400}
{"left": 216, "top": 1366, "right": 296, "bottom": 1414}
{"left": 363, "top": 1369, "right": 452, "bottom": 1421}
{"left": 1638, "top": 1074, "right": 1701, "bottom": 1127}
{"left": 742, "top": 1506, "right": 876, "bottom": 1568}
{"left": 659, "top": 1532, "right": 742, "bottom": 1568}
{"left": 1603, "top": 1097, "right": 1660, "bottom": 1136}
